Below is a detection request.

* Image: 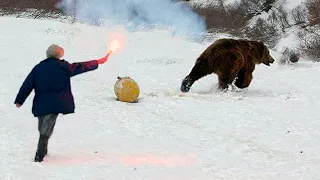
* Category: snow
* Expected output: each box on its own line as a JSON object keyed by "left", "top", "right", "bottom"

{"left": 284, "top": 0, "right": 306, "bottom": 10}
{"left": 1, "top": 16, "right": 320, "bottom": 180}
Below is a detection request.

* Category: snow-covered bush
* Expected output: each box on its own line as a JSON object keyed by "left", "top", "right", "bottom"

{"left": 279, "top": 47, "right": 300, "bottom": 64}
{"left": 297, "top": 29, "right": 320, "bottom": 61}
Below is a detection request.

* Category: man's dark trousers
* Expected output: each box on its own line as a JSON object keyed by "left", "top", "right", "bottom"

{"left": 35, "top": 114, "right": 58, "bottom": 162}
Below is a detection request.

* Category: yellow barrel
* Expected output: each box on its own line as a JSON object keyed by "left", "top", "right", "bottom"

{"left": 114, "top": 76, "right": 140, "bottom": 103}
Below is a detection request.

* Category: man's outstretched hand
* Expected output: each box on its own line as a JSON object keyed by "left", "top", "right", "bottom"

{"left": 16, "top": 104, "right": 21, "bottom": 108}
{"left": 97, "top": 52, "right": 111, "bottom": 64}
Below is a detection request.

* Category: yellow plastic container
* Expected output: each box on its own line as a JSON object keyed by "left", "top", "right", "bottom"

{"left": 114, "top": 76, "right": 140, "bottom": 103}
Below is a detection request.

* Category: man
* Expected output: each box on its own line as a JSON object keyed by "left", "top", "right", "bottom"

{"left": 14, "top": 44, "right": 110, "bottom": 162}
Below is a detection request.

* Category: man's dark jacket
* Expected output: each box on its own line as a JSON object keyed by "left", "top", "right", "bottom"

{"left": 14, "top": 58, "right": 99, "bottom": 117}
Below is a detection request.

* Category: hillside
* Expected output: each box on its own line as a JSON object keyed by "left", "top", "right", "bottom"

{"left": 0, "top": 0, "right": 318, "bottom": 62}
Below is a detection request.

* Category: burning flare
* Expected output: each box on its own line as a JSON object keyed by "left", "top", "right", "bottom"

{"left": 107, "top": 39, "right": 120, "bottom": 55}
{"left": 109, "top": 40, "right": 119, "bottom": 52}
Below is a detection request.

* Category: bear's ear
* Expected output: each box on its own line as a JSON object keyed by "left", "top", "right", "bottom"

{"left": 248, "top": 42, "right": 255, "bottom": 50}
{"left": 258, "top": 41, "right": 267, "bottom": 56}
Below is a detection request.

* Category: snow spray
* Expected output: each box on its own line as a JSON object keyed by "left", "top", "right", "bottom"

{"left": 56, "top": 0, "right": 207, "bottom": 41}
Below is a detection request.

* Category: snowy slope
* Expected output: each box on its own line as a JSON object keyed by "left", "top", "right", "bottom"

{"left": 1, "top": 16, "right": 320, "bottom": 180}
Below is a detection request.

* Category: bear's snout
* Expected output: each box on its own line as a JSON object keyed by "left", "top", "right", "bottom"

{"left": 263, "top": 57, "right": 275, "bottom": 66}
{"left": 269, "top": 57, "right": 275, "bottom": 63}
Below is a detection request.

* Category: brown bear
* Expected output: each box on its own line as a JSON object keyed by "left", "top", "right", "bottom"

{"left": 180, "top": 38, "right": 275, "bottom": 92}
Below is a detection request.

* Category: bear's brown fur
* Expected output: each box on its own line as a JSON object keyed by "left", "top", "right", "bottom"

{"left": 180, "top": 38, "right": 275, "bottom": 92}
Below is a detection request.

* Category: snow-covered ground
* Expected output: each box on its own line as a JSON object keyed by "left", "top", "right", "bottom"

{"left": 1, "top": 16, "right": 320, "bottom": 180}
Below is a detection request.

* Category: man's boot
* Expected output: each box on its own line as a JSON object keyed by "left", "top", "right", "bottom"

{"left": 34, "top": 135, "right": 49, "bottom": 162}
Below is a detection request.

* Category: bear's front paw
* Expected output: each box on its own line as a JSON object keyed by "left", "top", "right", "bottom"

{"left": 235, "top": 80, "right": 249, "bottom": 89}
{"left": 234, "top": 80, "right": 242, "bottom": 88}
{"left": 218, "top": 82, "right": 229, "bottom": 90}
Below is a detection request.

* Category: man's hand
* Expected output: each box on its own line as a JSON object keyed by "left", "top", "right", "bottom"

{"left": 97, "top": 52, "right": 111, "bottom": 64}
{"left": 16, "top": 104, "right": 21, "bottom": 108}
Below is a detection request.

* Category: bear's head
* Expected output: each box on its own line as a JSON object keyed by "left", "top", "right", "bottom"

{"left": 251, "top": 41, "right": 275, "bottom": 66}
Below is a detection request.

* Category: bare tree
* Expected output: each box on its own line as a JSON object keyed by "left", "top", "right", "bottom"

{"left": 306, "top": 0, "right": 320, "bottom": 26}
{"left": 192, "top": 2, "right": 250, "bottom": 34}
{"left": 244, "top": 18, "right": 280, "bottom": 48}
{"left": 291, "top": 4, "right": 308, "bottom": 27}
{"left": 295, "top": 0, "right": 320, "bottom": 60}
{"left": 0, "top": 0, "right": 73, "bottom": 22}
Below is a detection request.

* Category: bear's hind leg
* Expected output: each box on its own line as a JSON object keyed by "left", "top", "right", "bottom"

{"left": 235, "top": 70, "right": 253, "bottom": 88}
